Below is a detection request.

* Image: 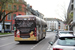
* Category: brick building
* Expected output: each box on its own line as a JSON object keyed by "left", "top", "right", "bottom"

{"left": 0, "top": 0, "right": 27, "bottom": 32}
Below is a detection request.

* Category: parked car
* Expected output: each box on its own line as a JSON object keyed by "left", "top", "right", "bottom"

{"left": 55, "top": 31, "right": 73, "bottom": 39}
{"left": 49, "top": 35, "right": 75, "bottom": 50}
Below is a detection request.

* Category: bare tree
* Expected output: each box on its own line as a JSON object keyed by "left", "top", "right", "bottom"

{"left": 55, "top": 2, "right": 67, "bottom": 21}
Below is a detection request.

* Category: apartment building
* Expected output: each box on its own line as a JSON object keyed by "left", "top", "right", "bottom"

{"left": 44, "top": 18, "right": 65, "bottom": 31}
{"left": 0, "top": 0, "right": 27, "bottom": 32}
{"left": 26, "top": 4, "right": 44, "bottom": 19}
{"left": 67, "top": 0, "right": 74, "bottom": 30}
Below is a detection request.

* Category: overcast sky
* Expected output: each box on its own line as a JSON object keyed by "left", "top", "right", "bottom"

{"left": 24, "top": 0, "right": 70, "bottom": 21}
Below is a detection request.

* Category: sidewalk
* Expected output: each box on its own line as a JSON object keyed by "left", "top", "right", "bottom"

{"left": 0, "top": 33, "right": 14, "bottom": 38}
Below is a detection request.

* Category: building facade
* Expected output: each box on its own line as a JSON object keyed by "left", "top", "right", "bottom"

{"left": 0, "top": 0, "right": 44, "bottom": 32}
{"left": 0, "top": 0, "right": 27, "bottom": 32}
{"left": 26, "top": 4, "right": 44, "bottom": 19}
{"left": 67, "top": 0, "right": 74, "bottom": 30}
{"left": 44, "top": 18, "right": 65, "bottom": 31}
{"left": 67, "top": 0, "right": 73, "bottom": 24}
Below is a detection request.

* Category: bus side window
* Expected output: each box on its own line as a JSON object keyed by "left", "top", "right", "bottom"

{"left": 44, "top": 25, "right": 47, "bottom": 27}
{"left": 38, "top": 25, "right": 40, "bottom": 27}
{"left": 44, "top": 25, "right": 47, "bottom": 30}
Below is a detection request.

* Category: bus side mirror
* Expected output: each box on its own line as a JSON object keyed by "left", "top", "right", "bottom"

{"left": 44, "top": 25, "right": 47, "bottom": 27}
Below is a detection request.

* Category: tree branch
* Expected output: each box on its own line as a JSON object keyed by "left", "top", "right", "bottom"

{"left": 0, "top": 10, "right": 18, "bottom": 23}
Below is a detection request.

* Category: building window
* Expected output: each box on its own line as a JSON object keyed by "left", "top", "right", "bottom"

{"left": 22, "top": 0, "right": 24, "bottom": 2}
{"left": 8, "top": 14, "right": 11, "bottom": 20}
{"left": 13, "top": 14, "right": 16, "bottom": 19}
{"left": 11, "top": 0, "right": 14, "bottom": 3}
{"left": 15, "top": 0, "right": 19, "bottom": 2}
{"left": 5, "top": 12, "right": 6, "bottom": 20}
{"left": 8, "top": 4, "right": 11, "bottom": 10}
{"left": 2, "top": 4, "right": 6, "bottom": 9}
{"left": 19, "top": 6, "right": 22, "bottom": 11}
{"left": 71, "top": 5, "right": 73, "bottom": 10}
{"left": 18, "top": 14, "right": 21, "bottom": 15}
{"left": 6, "top": 25, "right": 10, "bottom": 29}
{"left": 24, "top": 8, "right": 26, "bottom": 12}
{"left": 14, "top": 5, "right": 17, "bottom": 10}
{"left": 72, "top": 0, "right": 74, "bottom": 3}
{"left": 17, "top": 0, "right": 19, "bottom": 2}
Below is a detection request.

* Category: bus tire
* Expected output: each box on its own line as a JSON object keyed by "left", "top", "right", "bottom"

{"left": 19, "top": 41, "right": 23, "bottom": 44}
{"left": 44, "top": 37, "right": 45, "bottom": 39}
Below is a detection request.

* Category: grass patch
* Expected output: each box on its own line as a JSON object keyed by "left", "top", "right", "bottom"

{"left": 0, "top": 33, "right": 11, "bottom": 35}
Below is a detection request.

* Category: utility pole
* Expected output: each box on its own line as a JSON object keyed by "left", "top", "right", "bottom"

{"left": 73, "top": 0, "right": 75, "bottom": 35}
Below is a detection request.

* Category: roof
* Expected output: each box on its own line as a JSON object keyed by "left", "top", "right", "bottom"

{"left": 59, "top": 34, "right": 74, "bottom": 37}
{"left": 44, "top": 18, "right": 62, "bottom": 21}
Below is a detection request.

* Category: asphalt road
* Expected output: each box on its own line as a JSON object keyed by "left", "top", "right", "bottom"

{"left": 0, "top": 32, "right": 56, "bottom": 50}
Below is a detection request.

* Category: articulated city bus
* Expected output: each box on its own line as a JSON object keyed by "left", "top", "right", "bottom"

{"left": 14, "top": 15, "right": 47, "bottom": 43}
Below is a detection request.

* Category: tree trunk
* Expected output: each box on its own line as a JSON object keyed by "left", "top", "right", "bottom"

{"left": 1, "top": 12, "right": 5, "bottom": 33}
{"left": 2, "top": 20, "right": 5, "bottom": 33}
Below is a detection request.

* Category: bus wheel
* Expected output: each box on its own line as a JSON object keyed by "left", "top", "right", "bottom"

{"left": 44, "top": 37, "right": 45, "bottom": 39}
{"left": 19, "top": 41, "right": 23, "bottom": 44}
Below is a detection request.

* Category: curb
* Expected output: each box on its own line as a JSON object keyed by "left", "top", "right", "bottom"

{"left": 0, "top": 34, "right": 14, "bottom": 38}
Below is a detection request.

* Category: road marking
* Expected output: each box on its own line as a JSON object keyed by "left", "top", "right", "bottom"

{"left": 47, "top": 45, "right": 50, "bottom": 50}
{"left": 0, "top": 42, "right": 15, "bottom": 47}
{"left": 31, "top": 33, "right": 55, "bottom": 50}
{"left": 31, "top": 39, "right": 45, "bottom": 49}
{"left": 31, "top": 45, "right": 38, "bottom": 49}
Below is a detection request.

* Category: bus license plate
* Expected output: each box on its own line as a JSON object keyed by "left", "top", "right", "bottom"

{"left": 22, "top": 38, "right": 28, "bottom": 39}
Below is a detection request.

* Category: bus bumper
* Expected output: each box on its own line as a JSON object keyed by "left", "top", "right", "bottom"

{"left": 14, "top": 37, "right": 37, "bottom": 41}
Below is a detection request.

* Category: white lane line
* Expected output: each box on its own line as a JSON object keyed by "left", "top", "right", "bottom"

{"left": 31, "top": 39, "right": 45, "bottom": 49}
{"left": 0, "top": 42, "right": 15, "bottom": 47}
{"left": 47, "top": 45, "right": 50, "bottom": 50}
{"left": 31, "top": 45, "right": 38, "bottom": 49}
{"left": 1, "top": 38, "right": 9, "bottom": 40}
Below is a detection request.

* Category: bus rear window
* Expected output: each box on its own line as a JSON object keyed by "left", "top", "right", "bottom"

{"left": 15, "top": 20, "right": 36, "bottom": 28}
